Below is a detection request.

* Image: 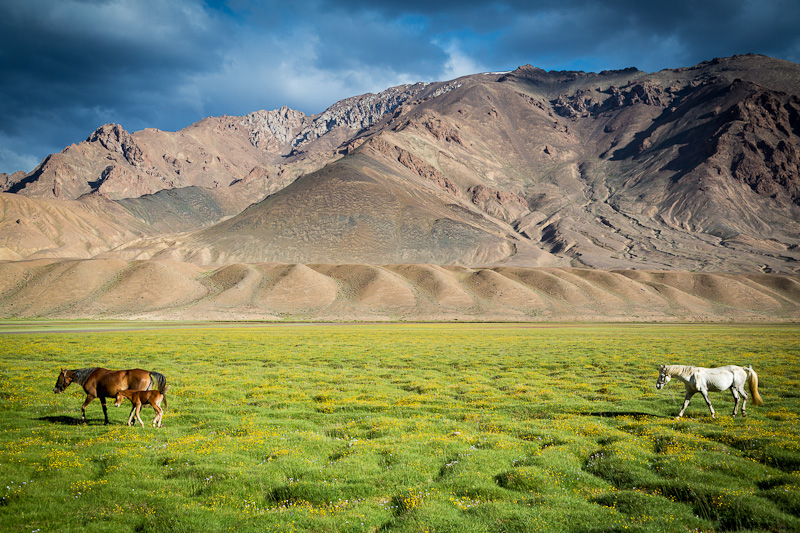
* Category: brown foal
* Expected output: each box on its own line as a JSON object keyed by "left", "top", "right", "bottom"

{"left": 113, "top": 387, "right": 169, "bottom": 428}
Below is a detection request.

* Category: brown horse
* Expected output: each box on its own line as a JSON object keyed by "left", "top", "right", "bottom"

{"left": 53, "top": 368, "right": 168, "bottom": 424}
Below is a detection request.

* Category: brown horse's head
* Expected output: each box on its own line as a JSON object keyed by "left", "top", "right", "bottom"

{"left": 53, "top": 369, "right": 73, "bottom": 394}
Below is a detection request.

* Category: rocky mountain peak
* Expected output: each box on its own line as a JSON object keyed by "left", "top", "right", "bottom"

{"left": 87, "top": 123, "right": 148, "bottom": 168}
{"left": 291, "top": 82, "right": 430, "bottom": 148}
{"left": 240, "top": 106, "right": 308, "bottom": 152}
{"left": 500, "top": 64, "right": 643, "bottom": 91}
{"left": 88, "top": 123, "right": 130, "bottom": 150}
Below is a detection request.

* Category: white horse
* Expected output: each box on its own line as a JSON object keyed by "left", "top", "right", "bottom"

{"left": 656, "top": 364, "right": 763, "bottom": 419}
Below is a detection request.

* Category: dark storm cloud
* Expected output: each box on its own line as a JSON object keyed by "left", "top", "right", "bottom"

{"left": 0, "top": 0, "right": 232, "bottom": 172}
{"left": 486, "top": 0, "right": 800, "bottom": 72}
{"left": 2, "top": 2, "right": 228, "bottom": 121}
{"left": 325, "top": 0, "right": 800, "bottom": 71}
{"left": 1, "top": 0, "right": 798, "bottom": 174}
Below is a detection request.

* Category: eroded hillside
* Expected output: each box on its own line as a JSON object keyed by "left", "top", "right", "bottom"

{"left": 1, "top": 259, "right": 797, "bottom": 321}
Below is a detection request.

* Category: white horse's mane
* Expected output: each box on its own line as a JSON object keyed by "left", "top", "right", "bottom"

{"left": 662, "top": 364, "right": 696, "bottom": 379}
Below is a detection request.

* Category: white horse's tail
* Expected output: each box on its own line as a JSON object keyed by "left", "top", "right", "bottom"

{"left": 746, "top": 366, "right": 764, "bottom": 406}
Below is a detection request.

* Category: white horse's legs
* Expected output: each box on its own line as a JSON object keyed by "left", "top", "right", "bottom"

{"left": 741, "top": 387, "right": 749, "bottom": 417}
{"left": 730, "top": 388, "right": 741, "bottom": 417}
{"left": 700, "top": 390, "right": 716, "bottom": 418}
{"left": 677, "top": 393, "right": 693, "bottom": 418}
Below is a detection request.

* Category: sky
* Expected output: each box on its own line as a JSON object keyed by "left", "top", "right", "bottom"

{"left": 1, "top": 0, "right": 799, "bottom": 175}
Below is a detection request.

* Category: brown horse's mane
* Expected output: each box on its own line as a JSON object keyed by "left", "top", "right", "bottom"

{"left": 70, "top": 367, "right": 98, "bottom": 386}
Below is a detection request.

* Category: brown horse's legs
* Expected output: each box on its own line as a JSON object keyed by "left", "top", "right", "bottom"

{"left": 80, "top": 395, "right": 96, "bottom": 422}
{"left": 127, "top": 405, "right": 136, "bottom": 426}
{"left": 100, "top": 397, "right": 109, "bottom": 425}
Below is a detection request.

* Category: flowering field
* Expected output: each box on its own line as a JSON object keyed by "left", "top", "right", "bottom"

{"left": 1, "top": 322, "right": 799, "bottom": 532}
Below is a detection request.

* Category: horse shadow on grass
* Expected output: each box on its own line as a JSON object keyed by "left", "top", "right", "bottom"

{"left": 580, "top": 411, "right": 669, "bottom": 419}
{"left": 37, "top": 415, "right": 106, "bottom": 426}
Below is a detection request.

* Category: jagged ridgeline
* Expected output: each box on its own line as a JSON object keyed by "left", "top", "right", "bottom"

{"left": 1, "top": 54, "right": 799, "bottom": 277}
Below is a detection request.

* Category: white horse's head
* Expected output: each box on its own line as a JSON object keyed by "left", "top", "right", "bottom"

{"left": 656, "top": 365, "right": 671, "bottom": 389}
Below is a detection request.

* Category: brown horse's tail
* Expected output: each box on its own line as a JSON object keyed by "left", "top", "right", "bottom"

{"left": 162, "top": 385, "right": 170, "bottom": 409}
{"left": 149, "top": 372, "right": 168, "bottom": 393}
{"left": 746, "top": 366, "right": 764, "bottom": 406}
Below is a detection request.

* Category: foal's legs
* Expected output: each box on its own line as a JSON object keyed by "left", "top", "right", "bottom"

{"left": 152, "top": 403, "right": 164, "bottom": 427}
{"left": 133, "top": 404, "right": 145, "bottom": 427}
{"left": 127, "top": 405, "right": 137, "bottom": 426}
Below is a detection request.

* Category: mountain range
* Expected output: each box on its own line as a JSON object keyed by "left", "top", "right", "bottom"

{"left": 1, "top": 54, "right": 799, "bottom": 320}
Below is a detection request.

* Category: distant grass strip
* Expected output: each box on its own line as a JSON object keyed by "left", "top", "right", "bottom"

{"left": 0, "top": 323, "right": 798, "bottom": 532}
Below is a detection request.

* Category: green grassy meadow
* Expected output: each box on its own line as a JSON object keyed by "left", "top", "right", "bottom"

{"left": 1, "top": 322, "right": 799, "bottom": 532}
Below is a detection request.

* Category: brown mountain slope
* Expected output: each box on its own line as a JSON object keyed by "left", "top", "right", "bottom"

{"left": 119, "top": 148, "right": 562, "bottom": 266}
{"left": 101, "top": 55, "right": 800, "bottom": 271}
{"left": 0, "top": 192, "right": 155, "bottom": 260}
{"left": 0, "top": 259, "right": 797, "bottom": 321}
{"left": 1, "top": 54, "right": 799, "bottom": 274}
